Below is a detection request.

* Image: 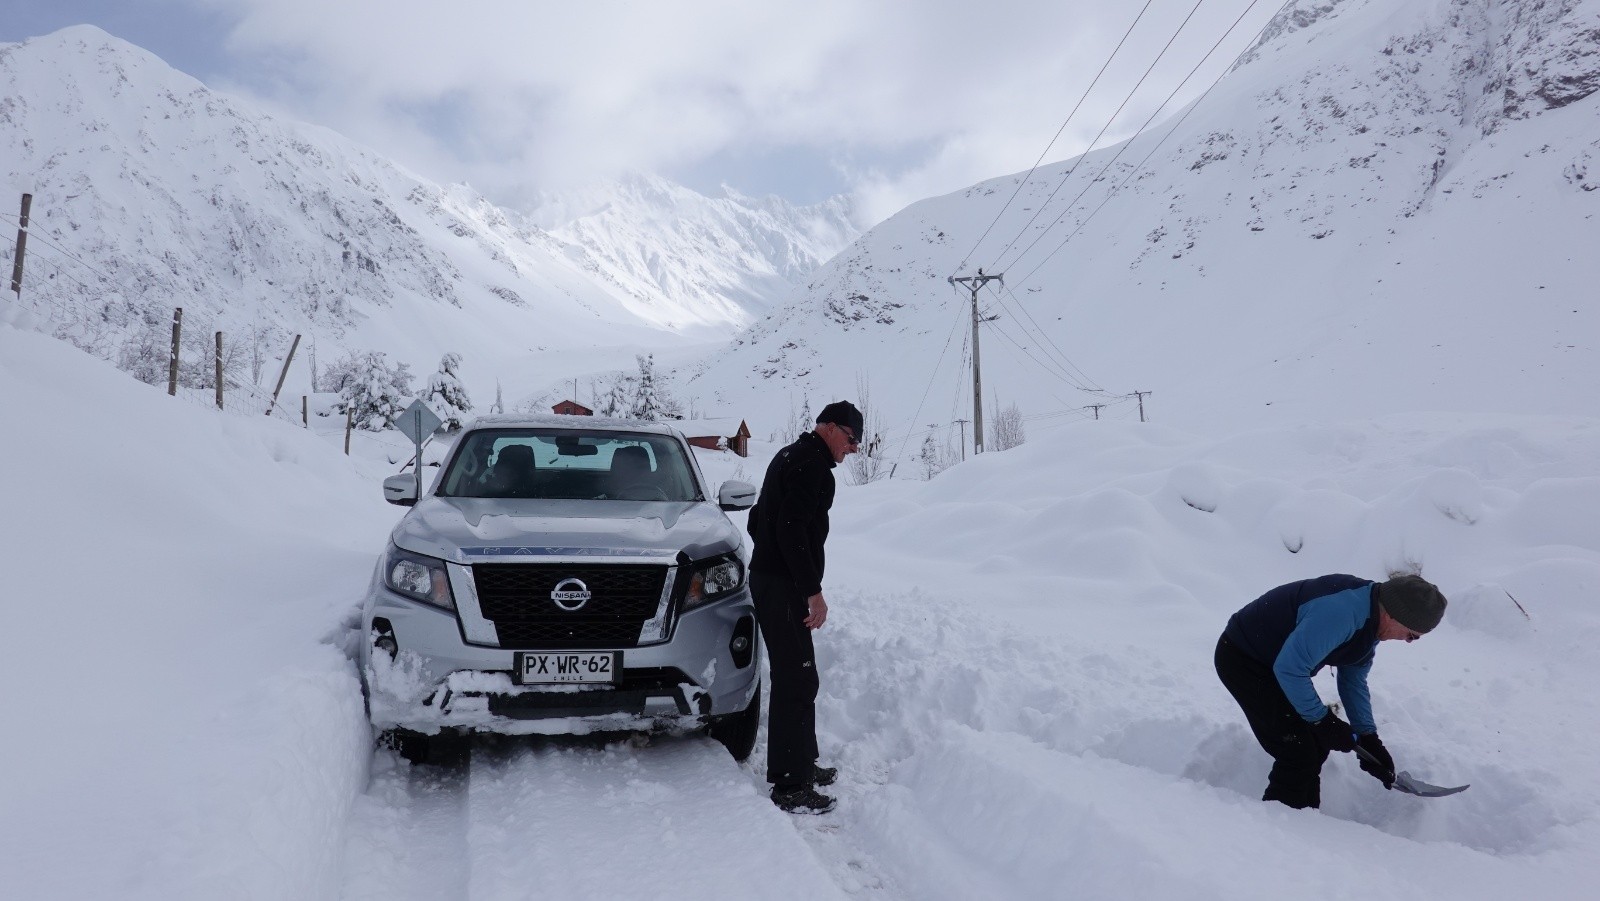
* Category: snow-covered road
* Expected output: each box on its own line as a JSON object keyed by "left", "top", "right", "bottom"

{"left": 341, "top": 736, "right": 846, "bottom": 901}
{"left": 5, "top": 321, "right": 1598, "bottom": 900}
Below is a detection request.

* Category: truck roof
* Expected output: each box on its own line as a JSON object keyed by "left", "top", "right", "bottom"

{"left": 461, "top": 414, "right": 684, "bottom": 437}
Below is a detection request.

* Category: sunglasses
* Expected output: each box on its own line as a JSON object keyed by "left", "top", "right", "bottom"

{"left": 838, "top": 425, "right": 860, "bottom": 446}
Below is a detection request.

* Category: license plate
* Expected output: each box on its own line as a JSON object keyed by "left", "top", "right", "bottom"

{"left": 514, "top": 651, "right": 621, "bottom": 685}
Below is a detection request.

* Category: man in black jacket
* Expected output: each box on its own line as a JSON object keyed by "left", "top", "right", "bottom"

{"left": 747, "top": 400, "right": 862, "bottom": 813}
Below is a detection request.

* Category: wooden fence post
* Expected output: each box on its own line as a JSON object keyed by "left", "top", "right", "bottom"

{"left": 344, "top": 408, "right": 354, "bottom": 455}
{"left": 167, "top": 307, "right": 183, "bottom": 396}
{"left": 302, "top": 395, "right": 308, "bottom": 426}
{"left": 266, "top": 333, "right": 301, "bottom": 415}
{"left": 214, "top": 331, "right": 224, "bottom": 409}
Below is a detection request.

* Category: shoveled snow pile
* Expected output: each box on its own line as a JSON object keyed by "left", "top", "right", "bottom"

{"left": 4, "top": 308, "right": 1596, "bottom": 899}
{"left": 795, "top": 415, "right": 1600, "bottom": 897}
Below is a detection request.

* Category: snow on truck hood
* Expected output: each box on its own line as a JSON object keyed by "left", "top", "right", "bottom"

{"left": 390, "top": 495, "right": 742, "bottom": 564}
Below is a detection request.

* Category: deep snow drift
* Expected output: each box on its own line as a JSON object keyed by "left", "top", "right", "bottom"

{"left": 3, "top": 305, "right": 1597, "bottom": 900}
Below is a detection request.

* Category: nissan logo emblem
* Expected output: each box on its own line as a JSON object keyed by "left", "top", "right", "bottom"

{"left": 550, "top": 577, "right": 592, "bottom": 611}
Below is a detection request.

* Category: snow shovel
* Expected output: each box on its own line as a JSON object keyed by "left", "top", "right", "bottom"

{"left": 1353, "top": 743, "right": 1470, "bottom": 797}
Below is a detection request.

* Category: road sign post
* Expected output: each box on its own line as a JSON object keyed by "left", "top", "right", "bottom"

{"left": 395, "top": 399, "right": 444, "bottom": 500}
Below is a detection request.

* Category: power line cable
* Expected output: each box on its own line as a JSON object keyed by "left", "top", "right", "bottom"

{"left": 984, "top": 310, "right": 1094, "bottom": 391}
{"left": 983, "top": 281, "right": 1108, "bottom": 393}
{"left": 952, "top": 0, "right": 1158, "bottom": 274}
{"left": 978, "top": 328, "right": 1081, "bottom": 411}
{"left": 950, "top": 329, "right": 969, "bottom": 424}
{"left": 1007, "top": 0, "right": 1270, "bottom": 289}
{"left": 892, "top": 287, "right": 973, "bottom": 465}
{"left": 996, "top": 284, "right": 1106, "bottom": 391}
{"left": 985, "top": 0, "right": 1210, "bottom": 272}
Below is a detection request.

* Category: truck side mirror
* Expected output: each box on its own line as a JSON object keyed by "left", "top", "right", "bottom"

{"left": 383, "top": 474, "right": 419, "bottom": 507}
{"left": 718, "top": 480, "right": 756, "bottom": 511}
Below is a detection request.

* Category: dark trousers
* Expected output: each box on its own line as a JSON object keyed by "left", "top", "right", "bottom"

{"left": 1214, "top": 634, "right": 1330, "bottom": 809}
{"left": 750, "top": 569, "right": 820, "bottom": 786}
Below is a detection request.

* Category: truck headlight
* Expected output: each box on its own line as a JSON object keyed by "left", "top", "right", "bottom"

{"left": 685, "top": 554, "right": 745, "bottom": 609}
{"left": 384, "top": 547, "right": 455, "bottom": 610}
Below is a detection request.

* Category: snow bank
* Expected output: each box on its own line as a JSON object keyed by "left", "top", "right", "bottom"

{"left": 8, "top": 303, "right": 1599, "bottom": 899}
{"left": 798, "top": 413, "right": 1600, "bottom": 898}
{"left": 0, "top": 320, "right": 398, "bottom": 899}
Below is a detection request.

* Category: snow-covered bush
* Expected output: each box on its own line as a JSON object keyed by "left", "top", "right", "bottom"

{"left": 632, "top": 354, "right": 664, "bottom": 420}
{"left": 590, "top": 356, "right": 683, "bottom": 421}
{"left": 422, "top": 352, "right": 473, "bottom": 429}
{"left": 324, "top": 350, "right": 414, "bottom": 431}
{"left": 594, "top": 373, "right": 632, "bottom": 418}
{"left": 114, "top": 308, "right": 250, "bottom": 395}
{"left": 845, "top": 376, "right": 889, "bottom": 484}
{"left": 920, "top": 427, "right": 961, "bottom": 480}
{"left": 990, "top": 403, "right": 1026, "bottom": 452}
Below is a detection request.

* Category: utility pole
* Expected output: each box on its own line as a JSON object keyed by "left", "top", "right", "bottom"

{"left": 947, "top": 269, "right": 1003, "bottom": 455}
{"left": 953, "top": 419, "right": 969, "bottom": 462}
{"left": 9, "top": 193, "right": 30, "bottom": 299}
{"left": 1132, "top": 390, "right": 1151, "bottom": 422}
{"left": 1085, "top": 403, "right": 1105, "bottom": 420}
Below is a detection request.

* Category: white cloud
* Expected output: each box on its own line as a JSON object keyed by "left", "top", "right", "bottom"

{"left": 183, "top": 0, "right": 1279, "bottom": 223}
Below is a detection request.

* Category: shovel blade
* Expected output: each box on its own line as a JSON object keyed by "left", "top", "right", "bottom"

{"left": 1393, "top": 770, "right": 1469, "bottom": 797}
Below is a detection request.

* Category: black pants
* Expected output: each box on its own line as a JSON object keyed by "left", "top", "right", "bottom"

{"left": 750, "top": 569, "right": 820, "bottom": 786}
{"left": 1214, "top": 634, "right": 1329, "bottom": 809}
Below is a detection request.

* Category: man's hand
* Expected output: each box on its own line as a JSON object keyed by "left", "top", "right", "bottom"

{"left": 804, "top": 593, "right": 829, "bottom": 629}
{"left": 1310, "top": 711, "right": 1358, "bottom": 752}
{"left": 1356, "top": 733, "right": 1396, "bottom": 788}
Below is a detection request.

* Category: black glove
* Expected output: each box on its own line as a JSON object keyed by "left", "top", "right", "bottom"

{"left": 1310, "top": 711, "right": 1357, "bottom": 752}
{"left": 1356, "top": 733, "right": 1396, "bottom": 788}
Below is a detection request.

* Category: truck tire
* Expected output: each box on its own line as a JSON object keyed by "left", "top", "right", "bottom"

{"left": 707, "top": 682, "right": 761, "bottom": 762}
{"left": 385, "top": 727, "right": 469, "bottom": 767}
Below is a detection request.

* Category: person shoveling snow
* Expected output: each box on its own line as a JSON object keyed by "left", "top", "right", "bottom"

{"left": 1214, "top": 574, "right": 1450, "bottom": 809}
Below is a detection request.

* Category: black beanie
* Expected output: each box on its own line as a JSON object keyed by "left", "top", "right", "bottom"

{"left": 1379, "top": 574, "right": 1448, "bottom": 633}
{"left": 816, "top": 400, "right": 864, "bottom": 437}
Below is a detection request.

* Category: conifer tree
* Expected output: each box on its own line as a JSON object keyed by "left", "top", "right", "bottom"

{"left": 632, "top": 354, "right": 663, "bottom": 421}
{"left": 325, "top": 350, "right": 413, "bottom": 431}
{"left": 423, "top": 352, "right": 473, "bottom": 429}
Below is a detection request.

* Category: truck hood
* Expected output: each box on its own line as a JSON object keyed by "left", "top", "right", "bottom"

{"left": 390, "top": 496, "right": 742, "bottom": 564}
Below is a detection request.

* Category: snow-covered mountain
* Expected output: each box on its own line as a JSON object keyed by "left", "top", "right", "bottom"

{"left": 0, "top": 26, "right": 854, "bottom": 398}
{"left": 688, "top": 0, "right": 1600, "bottom": 442}
{"left": 530, "top": 171, "right": 858, "bottom": 326}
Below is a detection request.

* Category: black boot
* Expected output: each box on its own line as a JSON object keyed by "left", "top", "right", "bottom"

{"left": 771, "top": 783, "right": 836, "bottom": 814}
{"left": 812, "top": 764, "right": 838, "bottom": 787}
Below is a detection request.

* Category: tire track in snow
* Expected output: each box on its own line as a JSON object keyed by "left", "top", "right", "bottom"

{"left": 340, "top": 749, "right": 471, "bottom": 901}
{"left": 340, "top": 734, "right": 848, "bottom": 900}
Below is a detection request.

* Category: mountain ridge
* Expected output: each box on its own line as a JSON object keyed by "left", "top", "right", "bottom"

{"left": 684, "top": 0, "right": 1600, "bottom": 443}
{"left": 0, "top": 25, "right": 855, "bottom": 397}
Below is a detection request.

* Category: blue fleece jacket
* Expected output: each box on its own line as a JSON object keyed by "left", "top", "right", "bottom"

{"left": 1224, "top": 575, "right": 1380, "bottom": 734}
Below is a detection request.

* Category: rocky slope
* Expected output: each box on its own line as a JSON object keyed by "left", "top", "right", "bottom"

{"left": 686, "top": 0, "right": 1600, "bottom": 442}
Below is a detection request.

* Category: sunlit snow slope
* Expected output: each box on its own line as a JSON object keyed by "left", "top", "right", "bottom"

{"left": 689, "top": 0, "right": 1599, "bottom": 441}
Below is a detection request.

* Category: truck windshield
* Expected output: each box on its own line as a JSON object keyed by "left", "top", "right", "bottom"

{"left": 438, "top": 429, "right": 702, "bottom": 502}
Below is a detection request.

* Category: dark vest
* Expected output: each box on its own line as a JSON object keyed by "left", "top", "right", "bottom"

{"left": 1224, "top": 574, "right": 1379, "bottom": 671}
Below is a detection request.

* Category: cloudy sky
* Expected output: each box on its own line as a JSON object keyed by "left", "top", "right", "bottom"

{"left": 4, "top": 0, "right": 1284, "bottom": 225}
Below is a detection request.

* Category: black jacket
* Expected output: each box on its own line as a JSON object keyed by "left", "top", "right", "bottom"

{"left": 747, "top": 431, "right": 836, "bottom": 596}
